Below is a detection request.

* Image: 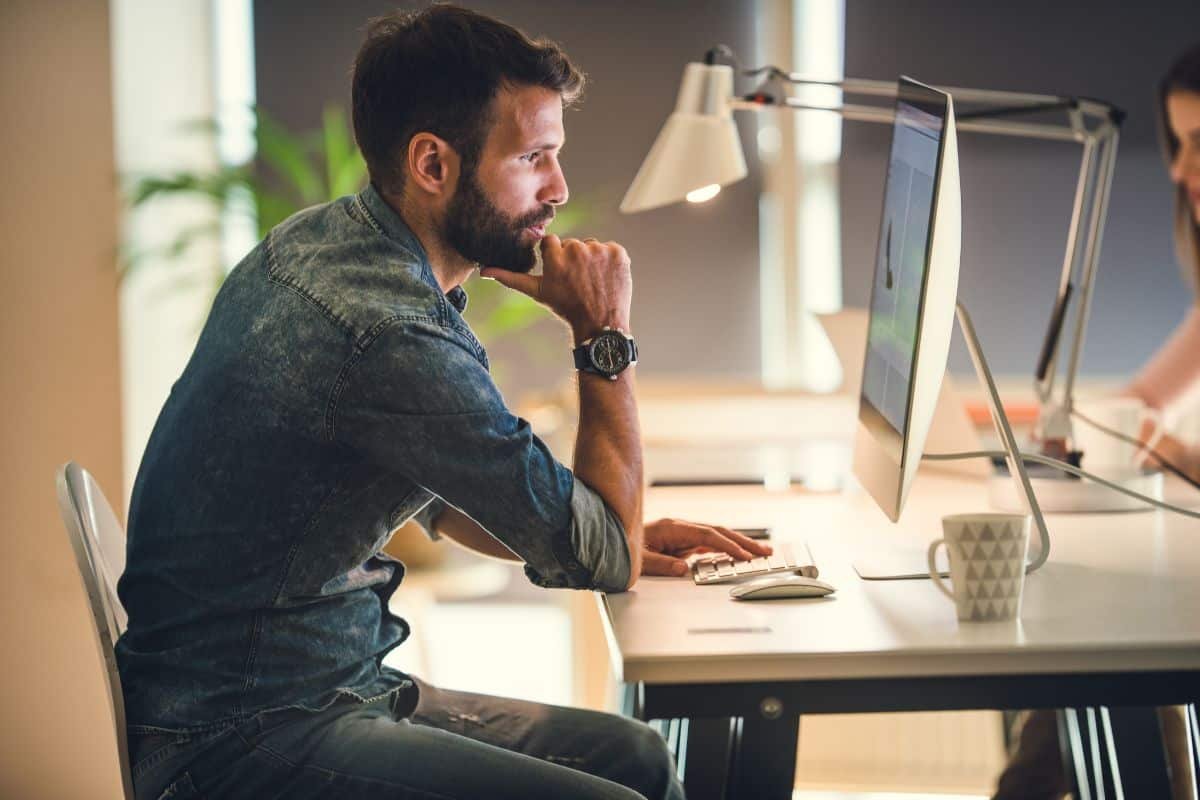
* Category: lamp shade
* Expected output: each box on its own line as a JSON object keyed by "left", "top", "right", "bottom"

{"left": 620, "top": 63, "right": 747, "bottom": 213}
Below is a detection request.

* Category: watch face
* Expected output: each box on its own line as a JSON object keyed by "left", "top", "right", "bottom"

{"left": 589, "top": 331, "right": 630, "bottom": 376}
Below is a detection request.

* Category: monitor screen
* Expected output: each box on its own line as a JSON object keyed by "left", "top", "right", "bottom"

{"left": 861, "top": 82, "right": 946, "bottom": 437}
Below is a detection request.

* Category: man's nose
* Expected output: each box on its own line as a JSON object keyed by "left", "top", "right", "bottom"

{"left": 539, "top": 163, "right": 568, "bottom": 207}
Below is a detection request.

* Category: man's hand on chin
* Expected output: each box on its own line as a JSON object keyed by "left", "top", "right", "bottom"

{"left": 639, "top": 518, "right": 773, "bottom": 577}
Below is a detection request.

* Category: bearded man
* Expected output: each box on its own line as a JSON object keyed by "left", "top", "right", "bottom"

{"left": 115, "top": 6, "right": 769, "bottom": 799}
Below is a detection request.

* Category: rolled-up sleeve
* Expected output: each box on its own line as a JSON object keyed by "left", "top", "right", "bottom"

{"left": 524, "top": 476, "right": 631, "bottom": 592}
{"left": 335, "top": 320, "right": 631, "bottom": 592}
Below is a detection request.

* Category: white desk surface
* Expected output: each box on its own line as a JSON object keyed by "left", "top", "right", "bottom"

{"left": 600, "top": 471, "right": 1200, "bottom": 686}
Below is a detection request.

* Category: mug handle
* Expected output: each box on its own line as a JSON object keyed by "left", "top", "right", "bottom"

{"left": 927, "top": 539, "right": 954, "bottom": 601}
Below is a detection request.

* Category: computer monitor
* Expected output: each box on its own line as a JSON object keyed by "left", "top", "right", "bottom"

{"left": 853, "top": 76, "right": 962, "bottom": 525}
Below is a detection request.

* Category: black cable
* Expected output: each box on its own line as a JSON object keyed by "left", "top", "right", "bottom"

{"left": 1070, "top": 408, "right": 1200, "bottom": 492}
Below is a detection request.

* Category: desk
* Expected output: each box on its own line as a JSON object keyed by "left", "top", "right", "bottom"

{"left": 599, "top": 473, "right": 1200, "bottom": 799}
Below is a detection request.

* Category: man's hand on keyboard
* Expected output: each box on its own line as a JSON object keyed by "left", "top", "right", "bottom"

{"left": 641, "top": 519, "right": 773, "bottom": 577}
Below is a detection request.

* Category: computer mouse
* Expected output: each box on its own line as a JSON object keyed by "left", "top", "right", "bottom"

{"left": 729, "top": 575, "right": 836, "bottom": 600}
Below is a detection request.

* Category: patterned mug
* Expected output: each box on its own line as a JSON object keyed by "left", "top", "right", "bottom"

{"left": 928, "top": 513, "right": 1031, "bottom": 622}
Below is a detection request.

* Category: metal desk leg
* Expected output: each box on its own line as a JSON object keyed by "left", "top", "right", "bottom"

{"left": 679, "top": 717, "right": 736, "bottom": 800}
{"left": 1106, "top": 706, "right": 1173, "bottom": 798}
{"left": 1063, "top": 707, "right": 1116, "bottom": 799}
{"left": 728, "top": 711, "right": 800, "bottom": 800}
{"left": 621, "top": 681, "right": 644, "bottom": 720}
{"left": 1060, "top": 709, "right": 1093, "bottom": 800}
{"left": 1065, "top": 706, "right": 1175, "bottom": 799}
{"left": 1188, "top": 704, "right": 1200, "bottom": 798}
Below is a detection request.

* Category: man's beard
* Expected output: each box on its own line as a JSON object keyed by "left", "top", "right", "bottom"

{"left": 442, "top": 166, "right": 553, "bottom": 274}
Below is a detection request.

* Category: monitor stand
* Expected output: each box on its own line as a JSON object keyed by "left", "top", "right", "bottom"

{"left": 854, "top": 301, "right": 1051, "bottom": 580}
{"left": 854, "top": 545, "right": 949, "bottom": 581}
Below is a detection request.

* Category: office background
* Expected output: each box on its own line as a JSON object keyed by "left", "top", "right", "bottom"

{"left": 257, "top": 0, "right": 1200, "bottom": 381}
{"left": 3, "top": 1, "right": 1199, "bottom": 796}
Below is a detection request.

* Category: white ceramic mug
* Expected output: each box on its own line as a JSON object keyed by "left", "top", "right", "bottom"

{"left": 1072, "top": 396, "right": 1163, "bottom": 468}
{"left": 928, "top": 513, "right": 1031, "bottom": 622}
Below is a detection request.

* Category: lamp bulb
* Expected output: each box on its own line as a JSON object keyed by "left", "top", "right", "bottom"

{"left": 685, "top": 184, "right": 721, "bottom": 204}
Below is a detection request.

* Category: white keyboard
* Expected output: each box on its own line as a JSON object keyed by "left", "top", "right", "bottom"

{"left": 691, "top": 542, "right": 818, "bottom": 585}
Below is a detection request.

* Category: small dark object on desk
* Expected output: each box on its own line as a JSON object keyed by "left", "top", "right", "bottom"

{"left": 734, "top": 527, "right": 772, "bottom": 540}
{"left": 649, "top": 477, "right": 804, "bottom": 488}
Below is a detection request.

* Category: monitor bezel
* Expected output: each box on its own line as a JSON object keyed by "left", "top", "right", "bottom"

{"left": 858, "top": 76, "right": 951, "bottom": 479}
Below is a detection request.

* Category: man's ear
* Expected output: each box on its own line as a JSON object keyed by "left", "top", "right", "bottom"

{"left": 406, "top": 133, "right": 459, "bottom": 198}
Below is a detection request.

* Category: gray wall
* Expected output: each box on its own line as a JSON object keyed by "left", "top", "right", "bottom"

{"left": 254, "top": 0, "right": 763, "bottom": 392}
{"left": 842, "top": 0, "right": 1200, "bottom": 377}
{"left": 256, "top": 1, "right": 1200, "bottom": 388}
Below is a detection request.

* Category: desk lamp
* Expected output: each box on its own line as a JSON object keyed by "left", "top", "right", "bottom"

{"left": 621, "top": 47, "right": 1160, "bottom": 514}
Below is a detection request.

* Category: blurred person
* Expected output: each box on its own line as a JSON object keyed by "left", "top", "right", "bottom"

{"left": 994, "top": 42, "right": 1200, "bottom": 800}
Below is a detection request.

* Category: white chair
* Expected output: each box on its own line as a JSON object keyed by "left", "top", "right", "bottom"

{"left": 55, "top": 461, "right": 134, "bottom": 799}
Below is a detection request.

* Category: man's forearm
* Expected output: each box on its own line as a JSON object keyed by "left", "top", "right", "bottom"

{"left": 574, "top": 370, "right": 644, "bottom": 588}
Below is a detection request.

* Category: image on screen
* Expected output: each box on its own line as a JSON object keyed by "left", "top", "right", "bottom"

{"left": 861, "top": 98, "right": 944, "bottom": 434}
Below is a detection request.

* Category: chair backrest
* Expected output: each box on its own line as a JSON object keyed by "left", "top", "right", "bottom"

{"left": 55, "top": 461, "right": 134, "bottom": 800}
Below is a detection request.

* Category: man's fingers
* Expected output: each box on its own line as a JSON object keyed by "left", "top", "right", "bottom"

{"left": 645, "top": 518, "right": 769, "bottom": 562}
{"left": 641, "top": 550, "right": 690, "bottom": 577}
{"left": 717, "top": 526, "right": 773, "bottom": 556}
{"left": 479, "top": 267, "right": 540, "bottom": 299}
{"left": 699, "top": 528, "right": 755, "bottom": 562}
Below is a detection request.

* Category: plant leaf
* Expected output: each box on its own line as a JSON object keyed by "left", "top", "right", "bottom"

{"left": 471, "top": 290, "right": 548, "bottom": 342}
{"left": 118, "top": 221, "right": 223, "bottom": 281}
{"left": 127, "top": 166, "right": 250, "bottom": 207}
{"left": 255, "top": 190, "right": 301, "bottom": 238}
{"left": 255, "top": 108, "right": 325, "bottom": 205}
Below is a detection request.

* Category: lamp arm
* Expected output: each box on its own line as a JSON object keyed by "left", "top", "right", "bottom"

{"left": 1062, "top": 128, "right": 1121, "bottom": 411}
{"left": 745, "top": 69, "right": 1122, "bottom": 124}
{"left": 734, "top": 96, "right": 1091, "bottom": 143}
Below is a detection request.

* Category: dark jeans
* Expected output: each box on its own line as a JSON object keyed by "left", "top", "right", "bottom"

{"left": 130, "top": 678, "right": 685, "bottom": 800}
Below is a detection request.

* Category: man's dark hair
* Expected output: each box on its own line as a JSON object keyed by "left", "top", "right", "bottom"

{"left": 352, "top": 4, "right": 585, "bottom": 195}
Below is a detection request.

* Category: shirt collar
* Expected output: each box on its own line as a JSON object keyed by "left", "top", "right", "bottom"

{"left": 357, "top": 182, "right": 468, "bottom": 313}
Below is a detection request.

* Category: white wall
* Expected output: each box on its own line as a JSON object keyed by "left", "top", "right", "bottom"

{"left": 112, "top": 0, "right": 220, "bottom": 499}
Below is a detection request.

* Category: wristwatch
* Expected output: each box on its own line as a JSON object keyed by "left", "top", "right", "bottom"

{"left": 572, "top": 327, "right": 638, "bottom": 380}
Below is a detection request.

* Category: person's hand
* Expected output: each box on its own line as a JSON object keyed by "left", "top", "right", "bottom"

{"left": 1138, "top": 419, "right": 1200, "bottom": 482}
{"left": 640, "top": 518, "right": 773, "bottom": 577}
{"left": 480, "top": 234, "right": 632, "bottom": 341}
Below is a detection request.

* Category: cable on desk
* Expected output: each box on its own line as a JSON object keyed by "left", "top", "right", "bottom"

{"left": 922, "top": 450, "right": 1200, "bottom": 520}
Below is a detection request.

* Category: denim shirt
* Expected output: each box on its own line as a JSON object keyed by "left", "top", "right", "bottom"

{"left": 115, "top": 184, "right": 632, "bottom": 734}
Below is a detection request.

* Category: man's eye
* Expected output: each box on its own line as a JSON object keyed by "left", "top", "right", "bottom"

{"left": 523, "top": 152, "right": 540, "bottom": 163}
